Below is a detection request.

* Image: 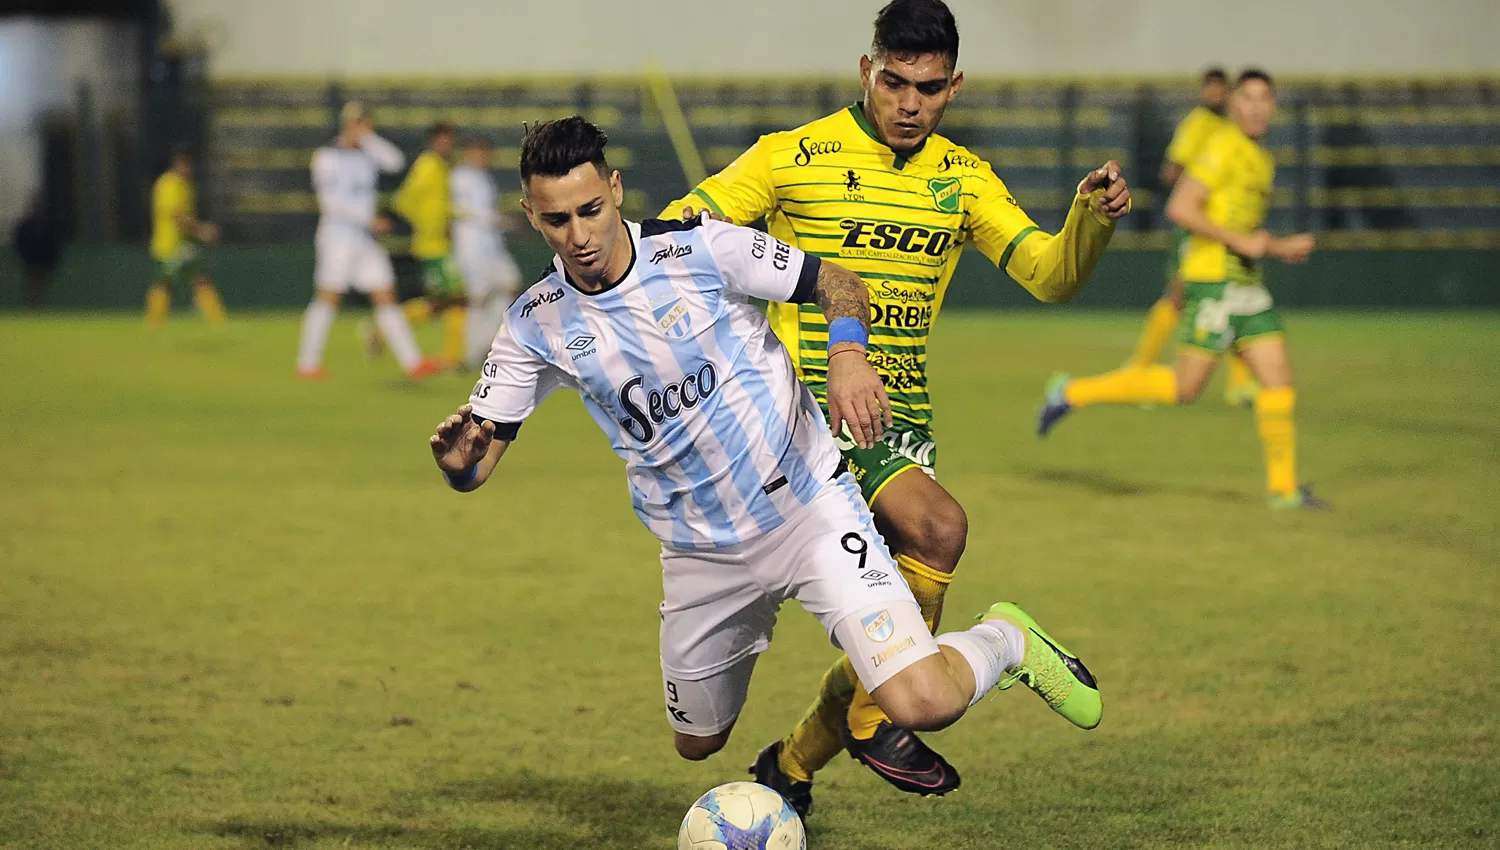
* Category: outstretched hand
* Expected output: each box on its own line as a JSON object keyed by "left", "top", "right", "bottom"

{"left": 676, "top": 205, "right": 726, "bottom": 223}
{"left": 430, "top": 404, "right": 496, "bottom": 474}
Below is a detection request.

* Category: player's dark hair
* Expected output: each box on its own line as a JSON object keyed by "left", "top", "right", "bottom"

{"left": 1203, "top": 67, "right": 1228, "bottom": 83}
{"left": 872, "top": 0, "right": 959, "bottom": 69}
{"left": 519, "top": 116, "right": 610, "bottom": 184}
{"left": 429, "top": 121, "right": 455, "bottom": 139}
{"left": 1237, "top": 68, "right": 1274, "bottom": 89}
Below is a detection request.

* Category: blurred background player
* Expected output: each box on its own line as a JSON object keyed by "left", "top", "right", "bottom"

{"left": 450, "top": 136, "right": 523, "bottom": 365}
{"left": 1128, "top": 67, "right": 1258, "bottom": 406}
{"left": 297, "top": 102, "right": 442, "bottom": 380}
{"left": 664, "top": 0, "right": 1125, "bottom": 813}
{"left": 11, "top": 193, "right": 62, "bottom": 310}
{"left": 146, "top": 150, "right": 227, "bottom": 329}
{"left": 389, "top": 122, "right": 465, "bottom": 366}
{"left": 1039, "top": 70, "right": 1327, "bottom": 511}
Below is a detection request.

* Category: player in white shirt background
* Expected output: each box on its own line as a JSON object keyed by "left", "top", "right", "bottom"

{"left": 296, "top": 102, "right": 443, "bottom": 381}
{"left": 427, "top": 117, "right": 1102, "bottom": 773}
{"left": 450, "top": 137, "right": 524, "bottom": 366}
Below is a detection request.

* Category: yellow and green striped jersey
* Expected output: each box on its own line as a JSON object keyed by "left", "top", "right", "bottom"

{"left": 1164, "top": 105, "right": 1230, "bottom": 169}
{"left": 151, "top": 171, "right": 194, "bottom": 260}
{"left": 1180, "top": 124, "right": 1275, "bottom": 286}
{"left": 393, "top": 150, "right": 452, "bottom": 259}
{"left": 663, "top": 104, "right": 1117, "bottom": 437}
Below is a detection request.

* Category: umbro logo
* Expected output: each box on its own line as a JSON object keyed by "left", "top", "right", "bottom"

{"left": 567, "top": 334, "right": 597, "bottom": 361}
{"left": 861, "top": 570, "right": 888, "bottom": 582}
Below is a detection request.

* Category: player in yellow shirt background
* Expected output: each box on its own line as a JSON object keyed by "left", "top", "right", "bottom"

{"left": 1128, "top": 67, "right": 1258, "bottom": 405}
{"left": 373, "top": 122, "right": 466, "bottom": 365}
{"left": 1039, "top": 70, "right": 1327, "bottom": 511}
{"left": 664, "top": 0, "right": 1128, "bottom": 815}
{"left": 146, "top": 150, "right": 227, "bottom": 329}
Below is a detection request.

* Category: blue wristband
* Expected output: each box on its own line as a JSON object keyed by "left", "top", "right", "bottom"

{"left": 827, "top": 317, "right": 868, "bottom": 350}
{"left": 443, "top": 464, "right": 479, "bottom": 488}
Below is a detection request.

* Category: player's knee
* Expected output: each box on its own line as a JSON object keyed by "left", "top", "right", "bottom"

{"left": 674, "top": 730, "right": 730, "bottom": 761}
{"left": 1177, "top": 382, "right": 1204, "bottom": 404}
{"left": 904, "top": 495, "right": 967, "bottom": 569}
{"left": 877, "top": 686, "right": 965, "bottom": 733}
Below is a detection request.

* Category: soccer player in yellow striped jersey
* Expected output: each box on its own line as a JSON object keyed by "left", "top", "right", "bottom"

{"left": 1040, "top": 70, "right": 1328, "bottom": 511}
{"left": 146, "top": 151, "right": 227, "bottom": 329}
{"left": 663, "top": 0, "right": 1128, "bottom": 812}
{"left": 390, "top": 123, "right": 466, "bottom": 364}
{"left": 1126, "top": 67, "right": 1258, "bottom": 404}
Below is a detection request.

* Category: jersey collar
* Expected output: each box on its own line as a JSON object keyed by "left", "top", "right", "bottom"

{"left": 847, "top": 102, "right": 927, "bottom": 170}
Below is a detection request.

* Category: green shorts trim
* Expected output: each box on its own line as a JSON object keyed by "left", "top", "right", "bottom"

{"left": 1180, "top": 281, "right": 1284, "bottom": 354}
{"left": 421, "top": 256, "right": 464, "bottom": 299}
{"left": 836, "top": 425, "right": 937, "bottom": 504}
{"left": 154, "top": 245, "right": 201, "bottom": 285}
{"left": 1164, "top": 226, "right": 1191, "bottom": 280}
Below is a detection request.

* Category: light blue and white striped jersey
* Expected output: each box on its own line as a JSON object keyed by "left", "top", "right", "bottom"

{"left": 468, "top": 216, "right": 842, "bottom": 550}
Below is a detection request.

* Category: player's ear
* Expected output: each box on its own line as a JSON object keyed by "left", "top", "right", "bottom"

{"left": 520, "top": 196, "right": 539, "bottom": 232}
{"left": 948, "top": 70, "right": 965, "bottom": 102}
{"left": 610, "top": 171, "right": 624, "bottom": 208}
{"left": 859, "top": 55, "right": 873, "bottom": 90}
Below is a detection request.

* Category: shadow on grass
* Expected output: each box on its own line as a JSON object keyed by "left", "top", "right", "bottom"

{"left": 1018, "top": 465, "right": 1253, "bottom": 505}
{"left": 211, "top": 769, "right": 691, "bottom": 849}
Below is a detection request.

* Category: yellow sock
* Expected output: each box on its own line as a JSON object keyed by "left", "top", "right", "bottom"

{"left": 778, "top": 656, "right": 857, "bottom": 784}
{"left": 846, "top": 555, "right": 953, "bottom": 741}
{"left": 403, "top": 297, "right": 434, "bottom": 324}
{"left": 1128, "top": 299, "right": 1181, "bottom": 367}
{"left": 193, "top": 283, "right": 227, "bottom": 328}
{"left": 1064, "top": 364, "right": 1178, "bottom": 408}
{"left": 1256, "top": 387, "right": 1298, "bottom": 497}
{"left": 146, "top": 283, "right": 171, "bottom": 328}
{"left": 1226, "top": 355, "right": 1256, "bottom": 394}
{"left": 442, "top": 306, "right": 467, "bottom": 362}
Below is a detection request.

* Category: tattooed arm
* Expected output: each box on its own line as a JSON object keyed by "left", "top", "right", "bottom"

{"left": 813, "top": 259, "right": 891, "bottom": 449}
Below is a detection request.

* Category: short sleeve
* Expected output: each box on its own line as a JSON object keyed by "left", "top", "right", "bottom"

{"left": 968, "top": 162, "right": 1045, "bottom": 274}
{"left": 1165, "top": 111, "right": 1205, "bottom": 167}
{"left": 658, "top": 134, "right": 778, "bottom": 225}
{"left": 468, "top": 323, "right": 573, "bottom": 440}
{"left": 1185, "top": 131, "right": 1232, "bottom": 192}
{"left": 700, "top": 218, "right": 820, "bottom": 304}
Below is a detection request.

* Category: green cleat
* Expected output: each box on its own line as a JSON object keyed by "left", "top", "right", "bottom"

{"left": 983, "top": 602, "right": 1102, "bottom": 730}
{"left": 1268, "top": 484, "right": 1331, "bottom": 511}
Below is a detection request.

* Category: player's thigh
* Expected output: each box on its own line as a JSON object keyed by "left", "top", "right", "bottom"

{"left": 658, "top": 546, "right": 774, "bottom": 736}
{"left": 662, "top": 652, "right": 757, "bottom": 744}
{"left": 1172, "top": 348, "right": 1219, "bottom": 402}
{"left": 868, "top": 463, "right": 965, "bottom": 570}
{"left": 350, "top": 239, "right": 395, "bottom": 294}
{"left": 313, "top": 238, "right": 356, "bottom": 294}
{"left": 1237, "top": 332, "right": 1293, "bottom": 388}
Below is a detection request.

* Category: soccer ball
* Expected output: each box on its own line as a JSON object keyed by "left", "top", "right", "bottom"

{"left": 678, "top": 781, "right": 806, "bottom": 849}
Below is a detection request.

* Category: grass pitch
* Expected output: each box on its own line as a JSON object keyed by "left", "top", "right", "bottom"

{"left": 1, "top": 310, "right": 1496, "bottom": 849}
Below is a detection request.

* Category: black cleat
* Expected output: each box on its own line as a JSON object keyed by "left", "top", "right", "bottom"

{"left": 749, "top": 741, "right": 814, "bottom": 819}
{"left": 842, "top": 721, "right": 961, "bottom": 797}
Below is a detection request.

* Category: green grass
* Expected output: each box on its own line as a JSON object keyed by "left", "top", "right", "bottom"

{"left": 2, "top": 310, "right": 1497, "bottom": 850}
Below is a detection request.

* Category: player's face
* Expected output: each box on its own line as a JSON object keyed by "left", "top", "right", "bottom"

{"left": 522, "top": 164, "right": 627, "bottom": 286}
{"left": 463, "top": 144, "right": 487, "bottom": 168}
{"left": 1232, "top": 79, "right": 1276, "bottom": 140}
{"left": 1201, "top": 79, "right": 1228, "bottom": 112}
{"left": 172, "top": 155, "right": 193, "bottom": 178}
{"left": 859, "top": 52, "right": 963, "bottom": 154}
{"left": 432, "top": 132, "right": 455, "bottom": 158}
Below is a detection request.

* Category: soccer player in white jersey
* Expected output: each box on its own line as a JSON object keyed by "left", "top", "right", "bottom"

{"left": 296, "top": 102, "right": 443, "bottom": 381}
{"left": 428, "top": 117, "right": 1102, "bottom": 773}
{"left": 451, "top": 137, "right": 523, "bottom": 365}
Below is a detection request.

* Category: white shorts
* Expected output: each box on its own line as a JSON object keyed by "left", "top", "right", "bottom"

{"left": 658, "top": 472, "right": 938, "bottom": 736}
{"left": 456, "top": 247, "right": 521, "bottom": 300}
{"left": 314, "top": 231, "right": 394, "bottom": 294}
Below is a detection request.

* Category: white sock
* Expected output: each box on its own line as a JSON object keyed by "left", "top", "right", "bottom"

{"left": 937, "top": 619, "right": 1026, "bottom": 707}
{"left": 375, "top": 304, "right": 422, "bottom": 371}
{"left": 296, "top": 300, "right": 336, "bottom": 370}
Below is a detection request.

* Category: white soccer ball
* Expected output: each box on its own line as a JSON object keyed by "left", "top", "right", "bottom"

{"left": 678, "top": 781, "right": 806, "bottom": 850}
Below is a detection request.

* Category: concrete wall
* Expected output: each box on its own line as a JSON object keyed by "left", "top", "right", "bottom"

{"left": 170, "top": 0, "right": 1500, "bottom": 78}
